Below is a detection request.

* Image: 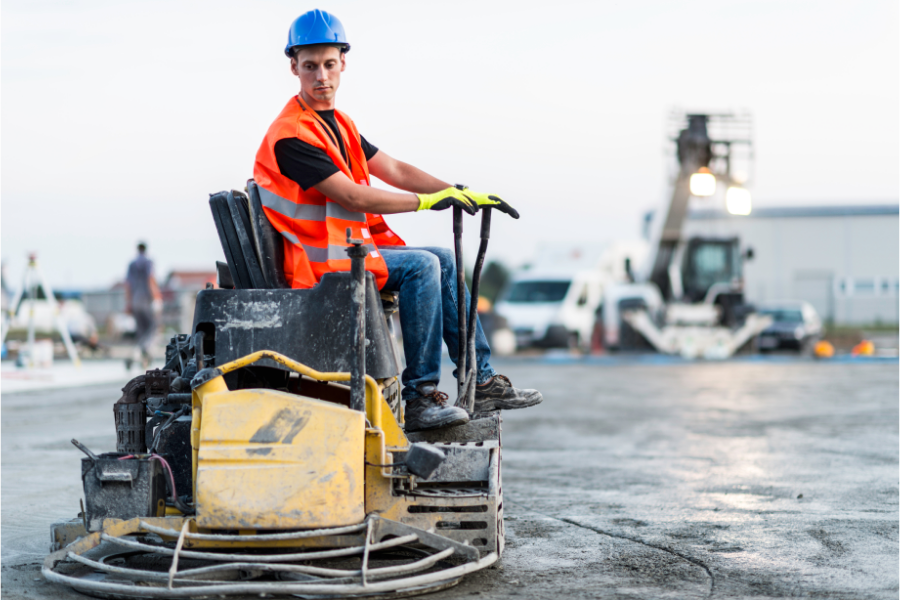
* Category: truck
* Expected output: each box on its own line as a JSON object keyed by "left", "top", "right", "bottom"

{"left": 599, "top": 113, "right": 771, "bottom": 359}
{"left": 496, "top": 242, "right": 647, "bottom": 351}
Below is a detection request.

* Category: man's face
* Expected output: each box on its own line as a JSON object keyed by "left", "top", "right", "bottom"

{"left": 291, "top": 45, "right": 345, "bottom": 108}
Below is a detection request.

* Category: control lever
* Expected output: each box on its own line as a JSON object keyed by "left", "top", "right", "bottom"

{"left": 453, "top": 188, "right": 508, "bottom": 412}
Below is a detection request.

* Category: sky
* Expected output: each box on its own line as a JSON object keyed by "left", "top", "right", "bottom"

{"left": 2, "top": 0, "right": 898, "bottom": 290}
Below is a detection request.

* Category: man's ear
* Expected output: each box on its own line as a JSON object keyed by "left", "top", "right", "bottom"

{"left": 290, "top": 56, "right": 299, "bottom": 77}
{"left": 340, "top": 52, "right": 347, "bottom": 72}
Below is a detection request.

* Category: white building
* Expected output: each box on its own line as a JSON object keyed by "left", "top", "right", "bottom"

{"left": 684, "top": 205, "right": 899, "bottom": 326}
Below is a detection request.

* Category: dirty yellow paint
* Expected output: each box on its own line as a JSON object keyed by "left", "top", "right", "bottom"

{"left": 181, "top": 351, "right": 475, "bottom": 540}
{"left": 376, "top": 394, "right": 408, "bottom": 450}
{"left": 196, "top": 389, "right": 365, "bottom": 530}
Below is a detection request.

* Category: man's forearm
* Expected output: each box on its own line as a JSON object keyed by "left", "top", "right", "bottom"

{"left": 314, "top": 172, "right": 421, "bottom": 214}
{"left": 382, "top": 160, "right": 450, "bottom": 194}
{"left": 149, "top": 276, "right": 162, "bottom": 301}
{"left": 367, "top": 151, "right": 450, "bottom": 194}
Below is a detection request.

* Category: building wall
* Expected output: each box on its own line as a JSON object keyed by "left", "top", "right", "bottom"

{"left": 684, "top": 206, "right": 899, "bottom": 325}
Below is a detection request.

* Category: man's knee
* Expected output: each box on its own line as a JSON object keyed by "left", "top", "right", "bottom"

{"left": 424, "top": 247, "right": 455, "bottom": 272}
{"left": 405, "top": 251, "right": 441, "bottom": 282}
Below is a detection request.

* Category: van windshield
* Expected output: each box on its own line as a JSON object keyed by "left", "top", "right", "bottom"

{"left": 760, "top": 309, "right": 803, "bottom": 323}
{"left": 505, "top": 281, "right": 571, "bottom": 303}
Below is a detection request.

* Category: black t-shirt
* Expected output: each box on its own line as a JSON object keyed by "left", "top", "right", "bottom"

{"left": 274, "top": 109, "right": 378, "bottom": 191}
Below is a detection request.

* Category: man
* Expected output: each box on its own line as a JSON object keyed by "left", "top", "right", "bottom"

{"left": 253, "top": 9, "right": 543, "bottom": 432}
{"left": 124, "top": 242, "right": 161, "bottom": 370}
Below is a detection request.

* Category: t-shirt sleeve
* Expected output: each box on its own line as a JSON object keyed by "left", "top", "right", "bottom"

{"left": 360, "top": 135, "right": 379, "bottom": 161}
{"left": 274, "top": 138, "right": 341, "bottom": 191}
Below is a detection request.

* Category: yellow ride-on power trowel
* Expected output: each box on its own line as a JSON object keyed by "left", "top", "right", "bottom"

{"left": 44, "top": 182, "right": 507, "bottom": 598}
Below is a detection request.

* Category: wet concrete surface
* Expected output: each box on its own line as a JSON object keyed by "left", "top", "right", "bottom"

{"left": 2, "top": 360, "right": 897, "bottom": 599}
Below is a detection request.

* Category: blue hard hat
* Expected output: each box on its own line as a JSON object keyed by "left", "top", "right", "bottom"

{"left": 285, "top": 9, "right": 350, "bottom": 57}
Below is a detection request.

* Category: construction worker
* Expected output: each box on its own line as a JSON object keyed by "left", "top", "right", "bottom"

{"left": 124, "top": 242, "right": 161, "bottom": 370}
{"left": 253, "top": 9, "right": 543, "bottom": 432}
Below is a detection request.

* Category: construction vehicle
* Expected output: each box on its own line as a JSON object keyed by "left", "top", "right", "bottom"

{"left": 601, "top": 113, "right": 771, "bottom": 359}
{"left": 43, "top": 182, "right": 508, "bottom": 597}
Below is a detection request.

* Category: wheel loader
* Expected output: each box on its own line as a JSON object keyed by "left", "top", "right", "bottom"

{"left": 43, "top": 181, "right": 507, "bottom": 598}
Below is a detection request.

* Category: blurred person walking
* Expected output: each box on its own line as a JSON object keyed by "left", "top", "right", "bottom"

{"left": 124, "top": 242, "right": 161, "bottom": 370}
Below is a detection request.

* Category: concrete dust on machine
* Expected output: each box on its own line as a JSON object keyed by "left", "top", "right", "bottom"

{"left": 43, "top": 184, "right": 511, "bottom": 598}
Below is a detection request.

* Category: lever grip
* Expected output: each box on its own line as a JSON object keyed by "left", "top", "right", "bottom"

{"left": 480, "top": 207, "right": 492, "bottom": 240}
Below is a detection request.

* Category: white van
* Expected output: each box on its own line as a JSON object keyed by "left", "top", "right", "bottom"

{"left": 495, "top": 268, "right": 604, "bottom": 350}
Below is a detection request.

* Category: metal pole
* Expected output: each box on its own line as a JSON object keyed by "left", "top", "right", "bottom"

{"left": 26, "top": 263, "right": 36, "bottom": 368}
{"left": 346, "top": 229, "right": 369, "bottom": 413}
{"left": 464, "top": 208, "right": 491, "bottom": 412}
{"left": 1, "top": 266, "right": 26, "bottom": 346}
{"left": 453, "top": 207, "right": 467, "bottom": 406}
{"left": 34, "top": 258, "right": 81, "bottom": 367}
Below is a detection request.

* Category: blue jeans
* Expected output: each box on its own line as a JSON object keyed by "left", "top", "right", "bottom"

{"left": 380, "top": 246, "right": 497, "bottom": 400}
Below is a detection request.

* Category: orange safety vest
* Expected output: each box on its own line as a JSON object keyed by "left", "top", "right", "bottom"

{"left": 253, "top": 96, "right": 405, "bottom": 289}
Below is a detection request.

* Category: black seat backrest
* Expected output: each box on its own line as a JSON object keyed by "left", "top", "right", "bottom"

{"left": 247, "top": 181, "right": 288, "bottom": 289}
{"left": 209, "top": 190, "right": 267, "bottom": 289}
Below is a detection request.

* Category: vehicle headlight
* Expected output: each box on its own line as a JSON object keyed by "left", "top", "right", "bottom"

{"left": 794, "top": 326, "right": 804, "bottom": 339}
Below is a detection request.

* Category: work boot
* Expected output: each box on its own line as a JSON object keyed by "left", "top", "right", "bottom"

{"left": 404, "top": 383, "right": 470, "bottom": 432}
{"left": 473, "top": 374, "right": 543, "bottom": 412}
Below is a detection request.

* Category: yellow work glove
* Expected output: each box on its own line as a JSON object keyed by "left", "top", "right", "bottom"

{"left": 456, "top": 189, "right": 520, "bottom": 219}
{"left": 416, "top": 187, "right": 477, "bottom": 215}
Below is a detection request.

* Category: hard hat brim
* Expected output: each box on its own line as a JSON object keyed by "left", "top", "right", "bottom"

{"left": 285, "top": 42, "right": 350, "bottom": 58}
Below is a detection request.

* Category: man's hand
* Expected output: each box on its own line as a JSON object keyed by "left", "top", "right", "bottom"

{"left": 416, "top": 187, "right": 478, "bottom": 215}
{"left": 457, "top": 189, "right": 520, "bottom": 219}
{"left": 417, "top": 187, "right": 520, "bottom": 218}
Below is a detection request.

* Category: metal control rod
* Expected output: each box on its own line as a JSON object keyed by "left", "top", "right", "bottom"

{"left": 453, "top": 207, "right": 467, "bottom": 404}
{"left": 453, "top": 206, "right": 492, "bottom": 411}
{"left": 346, "top": 228, "right": 370, "bottom": 413}
{"left": 463, "top": 208, "right": 492, "bottom": 412}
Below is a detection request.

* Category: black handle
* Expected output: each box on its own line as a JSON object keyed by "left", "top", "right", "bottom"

{"left": 453, "top": 207, "right": 467, "bottom": 404}
{"left": 452, "top": 206, "right": 493, "bottom": 411}
{"left": 72, "top": 438, "right": 100, "bottom": 462}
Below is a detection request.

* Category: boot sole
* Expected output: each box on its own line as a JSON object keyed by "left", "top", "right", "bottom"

{"left": 473, "top": 393, "right": 543, "bottom": 412}
{"left": 404, "top": 415, "right": 470, "bottom": 433}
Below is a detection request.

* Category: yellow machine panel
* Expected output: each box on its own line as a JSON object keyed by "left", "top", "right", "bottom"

{"left": 196, "top": 388, "right": 365, "bottom": 530}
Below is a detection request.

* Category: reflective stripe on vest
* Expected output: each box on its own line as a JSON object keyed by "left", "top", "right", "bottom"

{"left": 258, "top": 186, "right": 367, "bottom": 223}
{"left": 252, "top": 95, "right": 405, "bottom": 289}
{"left": 300, "top": 243, "right": 378, "bottom": 263}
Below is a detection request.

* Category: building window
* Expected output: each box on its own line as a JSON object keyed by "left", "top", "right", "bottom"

{"left": 854, "top": 279, "right": 876, "bottom": 294}
{"left": 838, "top": 278, "right": 848, "bottom": 295}
{"left": 853, "top": 277, "right": 875, "bottom": 296}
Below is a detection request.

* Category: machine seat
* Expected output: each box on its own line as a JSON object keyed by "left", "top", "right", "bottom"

{"left": 210, "top": 183, "right": 400, "bottom": 312}
{"left": 209, "top": 182, "right": 288, "bottom": 290}
{"left": 203, "top": 184, "right": 400, "bottom": 379}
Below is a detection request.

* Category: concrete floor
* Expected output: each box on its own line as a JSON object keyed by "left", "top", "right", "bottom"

{"left": 2, "top": 360, "right": 897, "bottom": 599}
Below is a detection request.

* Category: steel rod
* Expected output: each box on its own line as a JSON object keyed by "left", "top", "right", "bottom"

{"left": 453, "top": 206, "right": 467, "bottom": 405}
{"left": 43, "top": 552, "right": 497, "bottom": 598}
{"left": 464, "top": 208, "right": 491, "bottom": 411}
{"left": 99, "top": 532, "right": 417, "bottom": 563}
{"left": 65, "top": 546, "right": 455, "bottom": 582}
{"left": 346, "top": 229, "right": 369, "bottom": 413}
{"left": 139, "top": 521, "right": 366, "bottom": 541}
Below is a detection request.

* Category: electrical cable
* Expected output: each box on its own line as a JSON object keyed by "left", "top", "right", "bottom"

{"left": 365, "top": 461, "right": 406, "bottom": 468}
{"left": 149, "top": 405, "right": 188, "bottom": 453}
{"left": 117, "top": 452, "right": 194, "bottom": 515}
